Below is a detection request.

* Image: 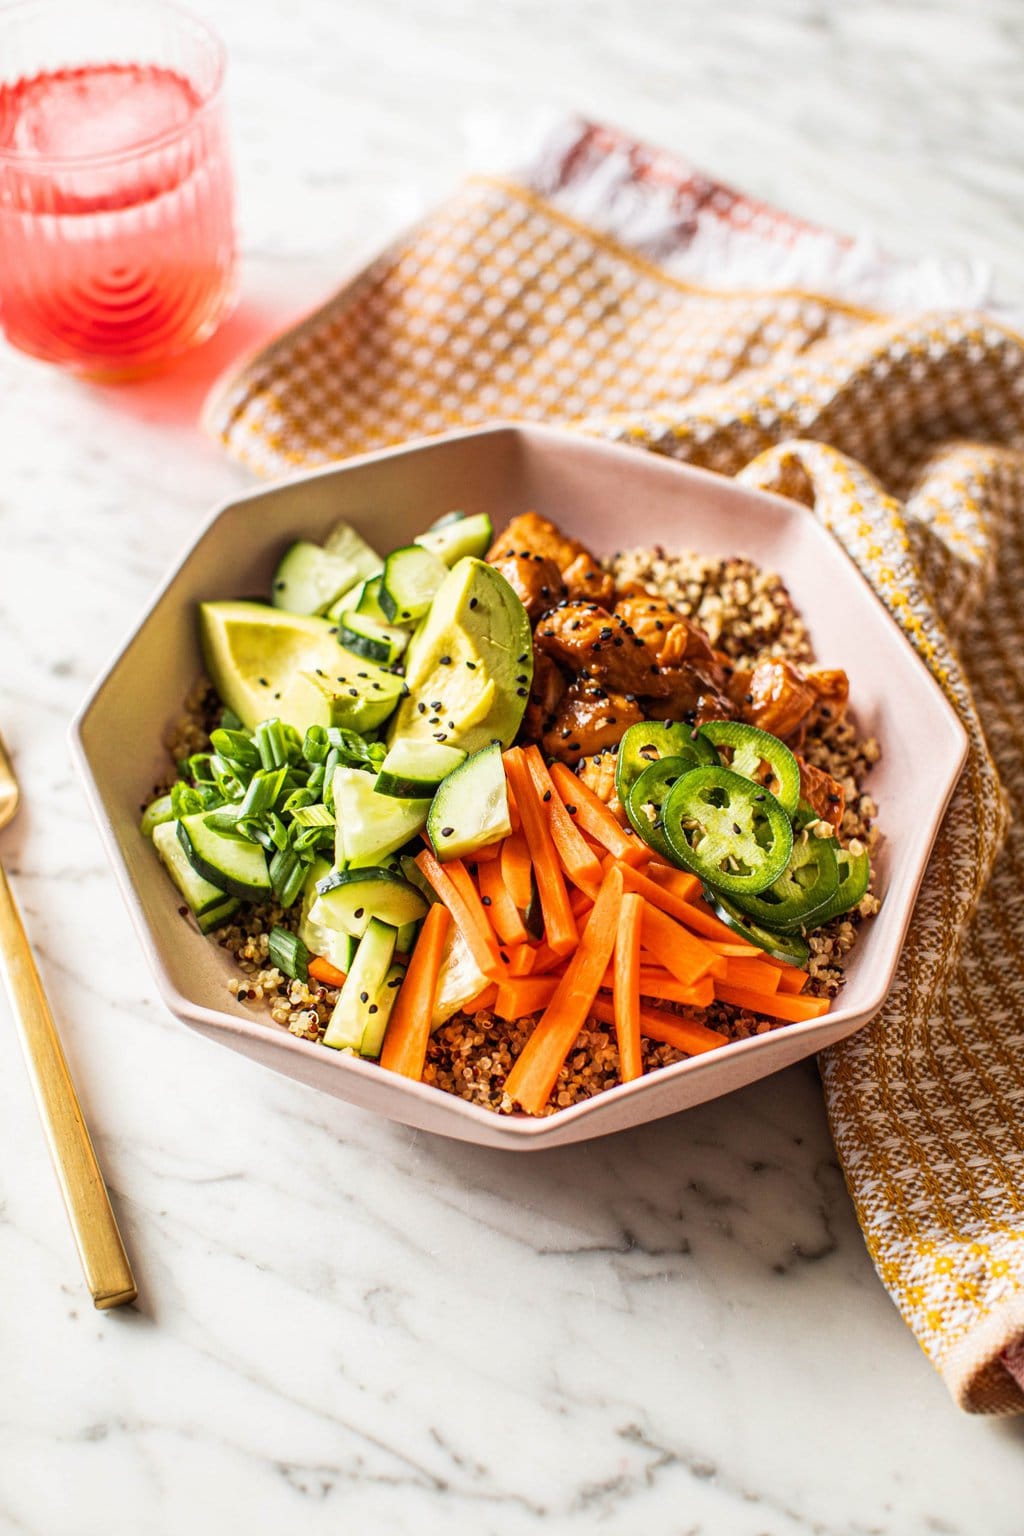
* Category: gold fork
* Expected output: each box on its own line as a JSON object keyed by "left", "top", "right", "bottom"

{"left": 0, "top": 732, "right": 137, "bottom": 1308}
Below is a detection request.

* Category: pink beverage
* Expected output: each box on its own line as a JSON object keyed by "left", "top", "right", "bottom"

{"left": 0, "top": 2, "right": 236, "bottom": 376}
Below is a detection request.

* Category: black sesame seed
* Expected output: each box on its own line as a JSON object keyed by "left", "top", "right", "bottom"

{"left": 439, "top": 655, "right": 452, "bottom": 665}
{"left": 466, "top": 661, "right": 477, "bottom": 669}
{"left": 354, "top": 907, "right": 365, "bottom": 919}
{"left": 258, "top": 677, "right": 268, "bottom": 686}
{"left": 542, "top": 789, "right": 551, "bottom": 802}
{"left": 516, "top": 687, "right": 528, "bottom": 697}
{"left": 481, "top": 895, "right": 492, "bottom": 906}
{"left": 566, "top": 804, "right": 577, "bottom": 815}
{"left": 360, "top": 991, "right": 369, "bottom": 1004}
{"left": 469, "top": 597, "right": 478, "bottom": 609}
{"left": 368, "top": 1004, "right": 379, "bottom": 1015}
{"left": 418, "top": 702, "right": 427, "bottom": 714}
{"left": 435, "top": 733, "right": 448, "bottom": 742}
{"left": 441, "top": 825, "right": 454, "bottom": 837}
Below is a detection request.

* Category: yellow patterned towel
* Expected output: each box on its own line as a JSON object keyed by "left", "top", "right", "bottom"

{"left": 205, "top": 120, "right": 1024, "bottom": 1414}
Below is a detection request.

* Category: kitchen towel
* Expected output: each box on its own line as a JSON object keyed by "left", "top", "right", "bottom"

{"left": 205, "top": 118, "right": 1024, "bottom": 1414}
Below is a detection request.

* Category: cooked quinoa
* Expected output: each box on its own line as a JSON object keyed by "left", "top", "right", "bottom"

{"left": 158, "top": 547, "right": 881, "bottom": 1117}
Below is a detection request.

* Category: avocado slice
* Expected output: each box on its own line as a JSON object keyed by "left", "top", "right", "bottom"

{"left": 387, "top": 558, "right": 532, "bottom": 755}
{"left": 199, "top": 600, "right": 405, "bottom": 735}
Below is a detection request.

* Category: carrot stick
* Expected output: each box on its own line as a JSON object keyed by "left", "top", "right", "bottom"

{"left": 506, "top": 782, "right": 521, "bottom": 833}
{"left": 645, "top": 862, "right": 703, "bottom": 901}
{"left": 504, "top": 865, "right": 624, "bottom": 1114}
{"left": 613, "top": 892, "right": 643, "bottom": 1083}
{"left": 505, "top": 945, "right": 536, "bottom": 976}
{"left": 590, "top": 995, "right": 727, "bottom": 1057}
{"left": 705, "top": 940, "right": 771, "bottom": 957}
{"left": 524, "top": 745, "right": 604, "bottom": 886}
{"left": 723, "top": 957, "right": 782, "bottom": 993}
{"left": 599, "top": 968, "right": 715, "bottom": 1008}
{"left": 548, "top": 761, "right": 647, "bottom": 866}
{"left": 308, "top": 956, "right": 347, "bottom": 988}
{"left": 500, "top": 829, "right": 533, "bottom": 913}
{"left": 468, "top": 840, "right": 501, "bottom": 863}
{"left": 462, "top": 984, "right": 498, "bottom": 1014}
{"left": 776, "top": 968, "right": 809, "bottom": 995}
{"left": 712, "top": 983, "right": 830, "bottom": 1022}
{"left": 494, "top": 975, "right": 560, "bottom": 1020}
{"left": 478, "top": 856, "right": 529, "bottom": 946}
{"left": 529, "top": 941, "right": 564, "bottom": 975}
{"left": 676, "top": 894, "right": 762, "bottom": 946}
{"left": 569, "top": 886, "right": 595, "bottom": 919}
{"left": 415, "top": 848, "right": 502, "bottom": 978}
{"left": 504, "top": 749, "right": 577, "bottom": 956}
{"left": 614, "top": 859, "right": 706, "bottom": 926}
{"left": 379, "top": 903, "right": 452, "bottom": 1079}
{"left": 640, "top": 904, "right": 716, "bottom": 987}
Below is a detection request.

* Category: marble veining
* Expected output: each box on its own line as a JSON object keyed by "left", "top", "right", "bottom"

{"left": 2, "top": 1, "right": 1024, "bottom": 1531}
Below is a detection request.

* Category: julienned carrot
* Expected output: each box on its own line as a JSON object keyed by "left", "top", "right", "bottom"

{"left": 712, "top": 983, "right": 829, "bottom": 1022}
{"left": 569, "top": 886, "right": 595, "bottom": 919}
{"left": 505, "top": 945, "right": 535, "bottom": 976}
{"left": 599, "top": 969, "right": 715, "bottom": 1008}
{"left": 469, "top": 840, "right": 501, "bottom": 863}
{"left": 500, "top": 829, "right": 533, "bottom": 913}
{"left": 523, "top": 745, "right": 604, "bottom": 886}
{"left": 504, "top": 749, "right": 577, "bottom": 956}
{"left": 676, "top": 894, "right": 760, "bottom": 946}
{"left": 529, "top": 941, "right": 564, "bottom": 975}
{"left": 494, "top": 975, "right": 560, "bottom": 1020}
{"left": 645, "top": 862, "right": 702, "bottom": 901}
{"left": 504, "top": 865, "right": 624, "bottom": 1114}
{"left": 478, "top": 856, "right": 529, "bottom": 946}
{"left": 723, "top": 957, "right": 782, "bottom": 993}
{"left": 548, "top": 761, "right": 647, "bottom": 866}
{"left": 590, "top": 995, "right": 727, "bottom": 1057}
{"left": 379, "top": 903, "right": 452, "bottom": 1079}
{"left": 462, "top": 984, "right": 499, "bottom": 1014}
{"left": 416, "top": 849, "right": 502, "bottom": 978}
{"left": 506, "top": 782, "right": 521, "bottom": 833}
{"left": 640, "top": 904, "right": 716, "bottom": 987}
{"left": 613, "top": 892, "right": 643, "bottom": 1083}
{"left": 776, "top": 967, "right": 809, "bottom": 995}
{"left": 613, "top": 859, "right": 705, "bottom": 928}
{"left": 308, "top": 956, "right": 347, "bottom": 988}
{"left": 706, "top": 940, "right": 772, "bottom": 958}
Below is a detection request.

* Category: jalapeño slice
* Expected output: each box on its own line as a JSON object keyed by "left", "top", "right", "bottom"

{"left": 805, "top": 843, "right": 871, "bottom": 926}
{"left": 702, "top": 889, "right": 811, "bottom": 967}
{"left": 696, "top": 721, "right": 801, "bottom": 817}
{"left": 614, "top": 719, "right": 718, "bottom": 807}
{"left": 661, "top": 765, "right": 793, "bottom": 896}
{"left": 729, "top": 831, "right": 840, "bottom": 932}
{"left": 625, "top": 756, "right": 697, "bottom": 860}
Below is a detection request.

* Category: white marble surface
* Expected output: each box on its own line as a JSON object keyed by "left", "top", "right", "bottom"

{"left": 2, "top": 1, "right": 1024, "bottom": 1530}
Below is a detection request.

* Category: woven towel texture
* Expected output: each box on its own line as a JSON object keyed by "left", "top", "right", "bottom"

{"left": 206, "top": 152, "right": 1024, "bottom": 1414}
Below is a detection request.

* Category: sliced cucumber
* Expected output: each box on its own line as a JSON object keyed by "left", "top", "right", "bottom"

{"left": 426, "top": 743, "right": 511, "bottom": 861}
{"left": 313, "top": 866, "right": 429, "bottom": 938}
{"left": 140, "top": 793, "right": 175, "bottom": 838}
{"left": 400, "top": 853, "right": 438, "bottom": 905}
{"left": 324, "top": 585, "right": 362, "bottom": 622}
{"left": 416, "top": 511, "right": 493, "bottom": 567}
{"left": 177, "top": 813, "right": 271, "bottom": 901}
{"left": 323, "top": 918, "right": 397, "bottom": 1051}
{"left": 358, "top": 961, "right": 407, "bottom": 1058}
{"left": 338, "top": 611, "right": 409, "bottom": 665}
{"left": 298, "top": 859, "right": 356, "bottom": 973}
{"left": 197, "top": 896, "right": 240, "bottom": 934}
{"left": 322, "top": 521, "right": 383, "bottom": 582}
{"left": 380, "top": 544, "right": 448, "bottom": 623}
{"left": 375, "top": 740, "right": 467, "bottom": 799}
{"left": 355, "top": 575, "right": 389, "bottom": 622}
{"left": 272, "top": 540, "right": 362, "bottom": 616}
{"left": 395, "top": 918, "right": 420, "bottom": 954}
{"left": 333, "top": 766, "right": 430, "bottom": 865}
{"left": 153, "top": 820, "right": 231, "bottom": 917}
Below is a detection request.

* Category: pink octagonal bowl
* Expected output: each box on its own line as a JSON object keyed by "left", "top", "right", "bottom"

{"left": 70, "top": 425, "right": 967, "bottom": 1149}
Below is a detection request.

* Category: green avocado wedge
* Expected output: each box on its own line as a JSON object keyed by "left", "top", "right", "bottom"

{"left": 199, "top": 600, "right": 405, "bottom": 736}
{"left": 387, "top": 558, "right": 533, "bottom": 755}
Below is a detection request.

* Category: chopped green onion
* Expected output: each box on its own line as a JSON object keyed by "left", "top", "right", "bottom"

{"left": 171, "top": 781, "right": 215, "bottom": 818}
{"left": 302, "top": 725, "right": 329, "bottom": 764}
{"left": 282, "top": 787, "right": 318, "bottom": 818}
{"left": 305, "top": 764, "right": 326, "bottom": 795}
{"left": 255, "top": 718, "right": 289, "bottom": 770}
{"left": 268, "top": 925, "right": 309, "bottom": 981}
{"left": 293, "top": 825, "right": 333, "bottom": 854}
{"left": 268, "top": 812, "right": 290, "bottom": 853}
{"left": 209, "top": 728, "right": 261, "bottom": 770}
{"left": 239, "top": 766, "right": 288, "bottom": 819}
{"left": 139, "top": 793, "right": 174, "bottom": 837}
{"left": 291, "top": 802, "right": 334, "bottom": 828}
{"left": 186, "top": 752, "right": 217, "bottom": 783}
{"left": 269, "top": 847, "right": 305, "bottom": 907}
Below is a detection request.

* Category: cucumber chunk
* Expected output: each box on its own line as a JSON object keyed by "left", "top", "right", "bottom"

{"left": 312, "top": 867, "right": 429, "bottom": 938}
{"left": 140, "top": 793, "right": 175, "bottom": 838}
{"left": 322, "top": 521, "right": 383, "bottom": 582}
{"left": 153, "top": 820, "right": 232, "bottom": 917}
{"left": 272, "top": 540, "right": 363, "bottom": 616}
{"left": 426, "top": 742, "right": 511, "bottom": 861}
{"left": 375, "top": 740, "right": 467, "bottom": 799}
{"left": 177, "top": 813, "right": 271, "bottom": 901}
{"left": 357, "top": 962, "right": 407, "bottom": 1058}
{"left": 395, "top": 919, "right": 420, "bottom": 953}
{"left": 333, "top": 766, "right": 430, "bottom": 865}
{"left": 298, "top": 859, "right": 356, "bottom": 973}
{"left": 416, "top": 511, "right": 494, "bottom": 566}
{"left": 197, "top": 896, "right": 240, "bottom": 934}
{"left": 338, "top": 611, "right": 409, "bottom": 665}
{"left": 323, "top": 918, "right": 397, "bottom": 1051}
{"left": 380, "top": 544, "right": 448, "bottom": 623}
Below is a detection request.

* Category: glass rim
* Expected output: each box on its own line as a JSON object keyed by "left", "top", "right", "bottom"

{"left": 0, "top": 0, "right": 227, "bottom": 169}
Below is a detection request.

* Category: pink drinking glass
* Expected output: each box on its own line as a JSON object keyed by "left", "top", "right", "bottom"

{"left": 0, "top": 0, "right": 237, "bottom": 377}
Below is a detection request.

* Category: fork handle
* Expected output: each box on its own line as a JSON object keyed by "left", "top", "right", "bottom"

{"left": 0, "top": 862, "right": 137, "bottom": 1308}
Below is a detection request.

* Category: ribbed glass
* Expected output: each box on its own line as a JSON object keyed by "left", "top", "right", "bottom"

{"left": 0, "top": 0, "right": 237, "bottom": 376}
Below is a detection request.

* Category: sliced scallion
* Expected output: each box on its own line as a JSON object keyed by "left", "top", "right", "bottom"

{"left": 268, "top": 925, "right": 310, "bottom": 981}
{"left": 139, "top": 793, "right": 175, "bottom": 838}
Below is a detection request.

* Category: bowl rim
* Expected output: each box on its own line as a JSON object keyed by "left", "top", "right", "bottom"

{"left": 69, "top": 421, "right": 969, "bottom": 1142}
